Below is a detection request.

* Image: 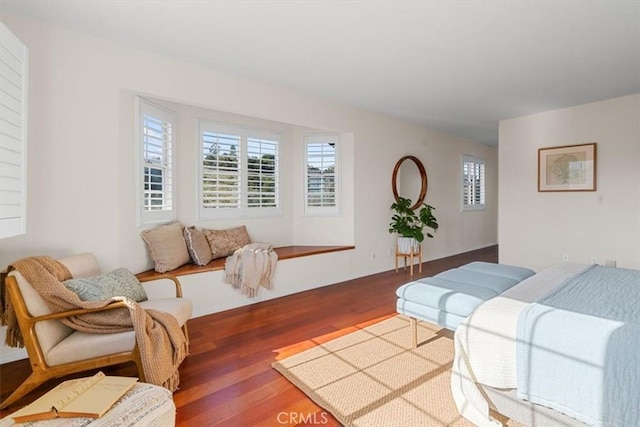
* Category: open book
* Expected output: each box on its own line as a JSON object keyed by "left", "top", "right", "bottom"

{"left": 11, "top": 372, "right": 137, "bottom": 423}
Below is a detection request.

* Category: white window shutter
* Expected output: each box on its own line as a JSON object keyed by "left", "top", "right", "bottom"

{"left": 246, "top": 136, "right": 278, "bottom": 208}
{"left": 138, "top": 98, "right": 175, "bottom": 224}
{"left": 0, "top": 22, "right": 28, "bottom": 239}
{"left": 462, "top": 155, "right": 486, "bottom": 211}
{"left": 199, "top": 122, "right": 280, "bottom": 218}
{"left": 201, "top": 130, "right": 242, "bottom": 209}
{"left": 304, "top": 135, "right": 338, "bottom": 215}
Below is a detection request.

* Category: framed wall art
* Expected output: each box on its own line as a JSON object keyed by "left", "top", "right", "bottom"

{"left": 538, "top": 143, "right": 597, "bottom": 192}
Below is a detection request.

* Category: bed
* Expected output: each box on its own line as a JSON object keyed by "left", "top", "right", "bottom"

{"left": 451, "top": 263, "right": 640, "bottom": 427}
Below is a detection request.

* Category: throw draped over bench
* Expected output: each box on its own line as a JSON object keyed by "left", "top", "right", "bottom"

{"left": 224, "top": 243, "right": 278, "bottom": 297}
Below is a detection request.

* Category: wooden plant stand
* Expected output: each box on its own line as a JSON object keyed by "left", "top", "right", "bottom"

{"left": 395, "top": 244, "right": 422, "bottom": 276}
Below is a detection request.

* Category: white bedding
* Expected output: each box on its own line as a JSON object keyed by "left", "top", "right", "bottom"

{"left": 450, "top": 263, "right": 591, "bottom": 427}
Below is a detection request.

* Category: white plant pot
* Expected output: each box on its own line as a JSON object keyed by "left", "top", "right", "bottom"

{"left": 397, "top": 237, "right": 420, "bottom": 254}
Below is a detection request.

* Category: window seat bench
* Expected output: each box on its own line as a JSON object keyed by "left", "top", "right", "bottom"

{"left": 136, "top": 245, "right": 355, "bottom": 280}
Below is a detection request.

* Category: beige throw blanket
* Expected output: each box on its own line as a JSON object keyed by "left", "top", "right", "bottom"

{"left": 0, "top": 256, "right": 187, "bottom": 392}
{"left": 224, "top": 243, "right": 278, "bottom": 297}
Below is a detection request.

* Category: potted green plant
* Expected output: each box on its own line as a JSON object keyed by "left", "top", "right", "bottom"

{"left": 389, "top": 196, "right": 439, "bottom": 254}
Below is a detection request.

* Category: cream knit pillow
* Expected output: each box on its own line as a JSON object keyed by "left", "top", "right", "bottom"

{"left": 140, "top": 221, "right": 191, "bottom": 272}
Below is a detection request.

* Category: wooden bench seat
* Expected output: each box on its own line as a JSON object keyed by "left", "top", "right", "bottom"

{"left": 136, "top": 245, "right": 355, "bottom": 280}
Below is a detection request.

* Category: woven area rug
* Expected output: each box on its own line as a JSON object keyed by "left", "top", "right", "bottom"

{"left": 273, "top": 315, "right": 523, "bottom": 427}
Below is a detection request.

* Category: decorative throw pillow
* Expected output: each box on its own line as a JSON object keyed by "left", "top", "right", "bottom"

{"left": 140, "top": 220, "right": 191, "bottom": 273}
{"left": 183, "top": 226, "right": 213, "bottom": 266}
{"left": 203, "top": 225, "right": 251, "bottom": 259}
{"left": 64, "top": 268, "right": 148, "bottom": 302}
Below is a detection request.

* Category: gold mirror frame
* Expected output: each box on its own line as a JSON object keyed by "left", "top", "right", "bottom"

{"left": 392, "top": 155, "right": 428, "bottom": 210}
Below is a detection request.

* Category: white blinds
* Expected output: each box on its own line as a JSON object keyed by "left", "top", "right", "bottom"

{"left": 139, "top": 99, "right": 174, "bottom": 223}
{"left": 305, "top": 135, "right": 338, "bottom": 211}
{"left": 462, "top": 155, "right": 485, "bottom": 209}
{"left": 199, "top": 124, "right": 280, "bottom": 216}
{"left": 0, "top": 23, "right": 28, "bottom": 239}
{"left": 202, "top": 131, "right": 241, "bottom": 209}
{"left": 247, "top": 137, "right": 278, "bottom": 208}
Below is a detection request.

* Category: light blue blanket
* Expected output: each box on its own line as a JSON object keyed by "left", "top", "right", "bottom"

{"left": 517, "top": 265, "right": 640, "bottom": 427}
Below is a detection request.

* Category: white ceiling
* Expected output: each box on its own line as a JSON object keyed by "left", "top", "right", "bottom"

{"left": 2, "top": 1, "right": 639, "bottom": 145}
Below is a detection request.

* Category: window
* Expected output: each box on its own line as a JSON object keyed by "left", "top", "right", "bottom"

{"left": 304, "top": 135, "right": 338, "bottom": 214}
{"left": 199, "top": 122, "right": 279, "bottom": 218}
{"left": 138, "top": 98, "right": 175, "bottom": 224}
{"left": 246, "top": 137, "right": 278, "bottom": 208}
{"left": 0, "top": 23, "right": 28, "bottom": 239}
{"left": 201, "top": 131, "right": 241, "bottom": 209}
{"left": 462, "top": 155, "right": 485, "bottom": 210}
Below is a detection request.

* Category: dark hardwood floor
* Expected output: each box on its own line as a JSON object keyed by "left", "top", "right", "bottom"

{"left": 0, "top": 246, "right": 498, "bottom": 426}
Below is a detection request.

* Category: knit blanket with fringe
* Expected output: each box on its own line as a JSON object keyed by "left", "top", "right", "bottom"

{"left": 224, "top": 243, "right": 278, "bottom": 297}
{"left": 0, "top": 256, "right": 188, "bottom": 392}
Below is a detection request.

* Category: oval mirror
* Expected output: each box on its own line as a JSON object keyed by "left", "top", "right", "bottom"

{"left": 392, "top": 156, "right": 427, "bottom": 210}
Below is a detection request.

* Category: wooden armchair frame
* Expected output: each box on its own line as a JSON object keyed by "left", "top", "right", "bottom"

{"left": 0, "top": 274, "right": 188, "bottom": 410}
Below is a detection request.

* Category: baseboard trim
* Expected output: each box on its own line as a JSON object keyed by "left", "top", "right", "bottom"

{"left": 0, "top": 347, "right": 27, "bottom": 364}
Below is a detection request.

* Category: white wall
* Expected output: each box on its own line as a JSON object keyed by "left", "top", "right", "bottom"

{"left": 499, "top": 94, "right": 640, "bottom": 271}
{"left": 0, "top": 14, "right": 498, "bottom": 362}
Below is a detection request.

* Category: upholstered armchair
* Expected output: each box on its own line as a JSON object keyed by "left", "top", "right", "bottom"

{"left": 0, "top": 253, "right": 192, "bottom": 409}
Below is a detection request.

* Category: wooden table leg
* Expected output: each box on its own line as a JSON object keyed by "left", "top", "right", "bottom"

{"left": 410, "top": 317, "right": 418, "bottom": 348}
{"left": 395, "top": 244, "right": 399, "bottom": 272}
{"left": 409, "top": 250, "right": 414, "bottom": 276}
